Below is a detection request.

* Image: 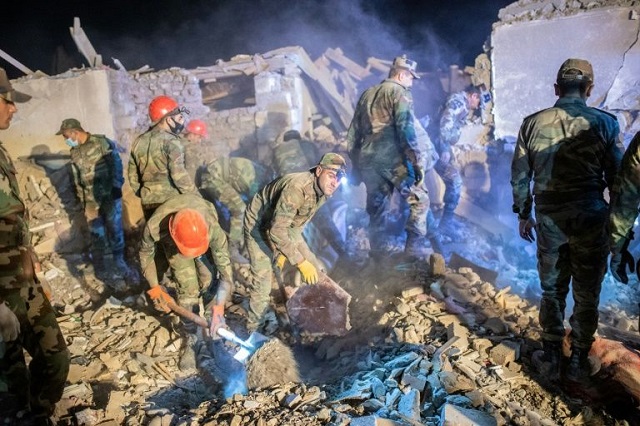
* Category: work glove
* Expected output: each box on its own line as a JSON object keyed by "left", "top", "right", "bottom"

{"left": 209, "top": 304, "right": 226, "bottom": 336}
{"left": 275, "top": 254, "right": 287, "bottom": 270}
{"left": 111, "top": 187, "right": 123, "bottom": 200}
{"left": 611, "top": 234, "right": 635, "bottom": 284}
{"left": 0, "top": 302, "right": 20, "bottom": 342}
{"left": 518, "top": 217, "right": 536, "bottom": 243}
{"left": 297, "top": 259, "right": 318, "bottom": 285}
{"left": 146, "top": 286, "right": 175, "bottom": 313}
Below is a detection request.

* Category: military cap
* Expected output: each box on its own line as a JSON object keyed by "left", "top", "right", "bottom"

{"left": 283, "top": 129, "right": 301, "bottom": 142}
{"left": 392, "top": 54, "right": 420, "bottom": 79}
{"left": 56, "top": 118, "right": 84, "bottom": 135}
{"left": 316, "top": 153, "right": 347, "bottom": 172}
{"left": 556, "top": 58, "right": 593, "bottom": 83}
{"left": 0, "top": 67, "right": 31, "bottom": 103}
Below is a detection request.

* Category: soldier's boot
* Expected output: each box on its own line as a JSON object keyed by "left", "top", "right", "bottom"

{"left": 566, "top": 346, "right": 598, "bottom": 384}
{"left": 113, "top": 250, "right": 140, "bottom": 286}
{"left": 404, "top": 232, "right": 428, "bottom": 259}
{"left": 428, "top": 234, "right": 444, "bottom": 255}
{"left": 532, "top": 340, "right": 561, "bottom": 382}
{"left": 178, "top": 333, "right": 198, "bottom": 371}
{"left": 438, "top": 210, "right": 463, "bottom": 241}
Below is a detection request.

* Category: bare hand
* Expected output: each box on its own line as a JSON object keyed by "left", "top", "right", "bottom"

{"left": 518, "top": 217, "right": 536, "bottom": 243}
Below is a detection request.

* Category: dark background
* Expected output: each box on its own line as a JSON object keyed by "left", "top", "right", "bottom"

{"left": 2, "top": 0, "right": 514, "bottom": 79}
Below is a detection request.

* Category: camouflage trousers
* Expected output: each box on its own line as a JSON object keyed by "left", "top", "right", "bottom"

{"left": 0, "top": 283, "right": 70, "bottom": 419}
{"left": 360, "top": 165, "right": 429, "bottom": 256}
{"left": 434, "top": 159, "right": 462, "bottom": 213}
{"left": 161, "top": 240, "right": 215, "bottom": 303}
{"left": 535, "top": 200, "right": 609, "bottom": 349}
{"left": 244, "top": 227, "right": 320, "bottom": 331}
{"left": 85, "top": 198, "right": 125, "bottom": 256}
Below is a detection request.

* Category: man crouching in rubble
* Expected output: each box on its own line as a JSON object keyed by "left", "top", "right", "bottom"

{"left": 140, "top": 193, "right": 233, "bottom": 370}
{"left": 243, "top": 153, "right": 346, "bottom": 333}
{"left": 510, "top": 59, "right": 623, "bottom": 384}
{"left": 55, "top": 118, "right": 136, "bottom": 287}
{"left": 0, "top": 68, "right": 70, "bottom": 425}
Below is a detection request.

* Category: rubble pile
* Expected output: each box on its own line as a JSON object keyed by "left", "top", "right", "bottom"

{"left": 497, "top": 0, "right": 640, "bottom": 24}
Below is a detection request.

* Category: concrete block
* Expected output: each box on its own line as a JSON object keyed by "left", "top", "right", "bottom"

{"left": 397, "top": 389, "right": 421, "bottom": 421}
{"left": 440, "top": 403, "right": 497, "bottom": 426}
{"left": 447, "top": 322, "right": 469, "bottom": 351}
{"left": 350, "top": 416, "right": 405, "bottom": 426}
{"left": 489, "top": 340, "right": 520, "bottom": 366}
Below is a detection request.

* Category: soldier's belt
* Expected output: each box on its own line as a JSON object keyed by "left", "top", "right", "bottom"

{"left": 535, "top": 190, "right": 601, "bottom": 205}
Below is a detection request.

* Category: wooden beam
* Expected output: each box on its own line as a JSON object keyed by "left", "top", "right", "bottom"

{"left": 0, "top": 48, "right": 34, "bottom": 75}
{"left": 69, "top": 17, "right": 103, "bottom": 67}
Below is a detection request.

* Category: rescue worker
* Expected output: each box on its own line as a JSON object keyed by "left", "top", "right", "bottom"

{"left": 55, "top": 118, "right": 134, "bottom": 283}
{"left": 140, "top": 193, "right": 233, "bottom": 369}
{"left": 183, "top": 119, "right": 208, "bottom": 185}
{"left": 434, "top": 85, "right": 481, "bottom": 236}
{"left": 128, "top": 95, "right": 197, "bottom": 220}
{"left": 511, "top": 58, "right": 623, "bottom": 384}
{"left": 347, "top": 54, "right": 431, "bottom": 259}
{"left": 609, "top": 130, "right": 640, "bottom": 284}
{"left": 199, "top": 156, "right": 273, "bottom": 261}
{"left": 0, "top": 67, "right": 70, "bottom": 424}
{"left": 243, "top": 153, "right": 346, "bottom": 332}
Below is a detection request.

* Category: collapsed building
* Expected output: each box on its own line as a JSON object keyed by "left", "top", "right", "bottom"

{"left": 2, "top": 0, "right": 640, "bottom": 424}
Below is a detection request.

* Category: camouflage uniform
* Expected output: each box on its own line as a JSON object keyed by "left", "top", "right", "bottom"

{"left": 128, "top": 126, "right": 197, "bottom": 218}
{"left": 511, "top": 96, "right": 623, "bottom": 349}
{"left": 434, "top": 91, "right": 467, "bottom": 217}
{"left": 273, "top": 134, "right": 319, "bottom": 176}
{"left": 69, "top": 134, "right": 125, "bottom": 259}
{"left": 140, "top": 194, "right": 233, "bottom": 303}
{"left": 182, "top": 138, "right": 205, "bottom": 186}
{"left": 346, "top": 78, "right": 428, "bottom": 257}
{"left": 243, "top": 171, "right": 326, "bottom": 329}
{"left": 0, "top": 141, "right": 69, "bottom": 420}
{"left": 609, "top": 131, "right": 640, "bottom": 251}
{"left": 200, "top": 157, "right": 273, "bottom": 246}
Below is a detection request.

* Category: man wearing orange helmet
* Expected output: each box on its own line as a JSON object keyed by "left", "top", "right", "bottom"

{"left": 140, "top": 193, "right": 233, "bottom": 370}
{"left": 183, "top": 119, "right": 208, "bottom": 184}
{"left": 128, "top": 95, "right": 198, "bottom": 219}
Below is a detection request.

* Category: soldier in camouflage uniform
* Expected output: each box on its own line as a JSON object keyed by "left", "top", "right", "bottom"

{"left": 128, "top": 96, "right": 197, "bottom": 220}
{"left": 183, "top": 119, "right": 208, "bottom": 185}
{"left": 434, "top": 85, "right": 481, "bottom": 235}
{"left": 511, "top": 59, "right": 623, "bottom": 384}
{"left": 200, "top": 157, "right": 273, "bottom": 251}
{"left": 141, "top": 194, "right": 233, "bottom": 368}
{"left": 243, "top": 153, "right": 346, "bottom": 332}
{"left": 0, "top": 68, "right": 69, "bottom": 424}
{"left": 347, "top": 55, "right": 430, "bottom": 259}
{"left": 609, "top": 131, "right": 640, "bottom": 284}
{"left": 56, "top": 118, "right": 132, "bottom": 281}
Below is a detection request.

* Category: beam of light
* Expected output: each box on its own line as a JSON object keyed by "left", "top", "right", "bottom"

{"left": 223, "top": 370, "right": 248, "bottom": 398}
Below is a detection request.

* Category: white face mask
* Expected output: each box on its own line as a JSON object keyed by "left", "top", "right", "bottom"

{"left": 65, "top": 138, "right": 79, "bottom": 148}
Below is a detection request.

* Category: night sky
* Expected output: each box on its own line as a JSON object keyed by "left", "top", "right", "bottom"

{"left": 2, "top": 0, "right": 514, "bottom": 79}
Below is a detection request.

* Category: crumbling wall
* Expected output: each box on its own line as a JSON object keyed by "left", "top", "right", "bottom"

{"left": 491, "top": 1, "right": 640, "bottom": 143}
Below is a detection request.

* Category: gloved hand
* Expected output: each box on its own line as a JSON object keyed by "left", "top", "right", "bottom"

{"left": 413, "top": 164, "right": 424, "bottom": 186}
{"left": 610, "top": 249, "right": 635, "bottom": 284}
{"left": 146, "top": 286, "right": 175, "bottom": 313}
{"left": 275, "top": 254, "right": 287, "bottom": 270}
{"left": 111, "top": 187, "right": 123, "bottom": 200}
{"left": 297, "top": 259, "right": 318, "bottom": 285}
{"left": 518, "top": 217, "right": 536, "bottom": 243}
{"left": 0, "top": 302, "right": 20, "bottom": 342}
{"left": 209, "top": 304, "right": 226, "bottom": 336}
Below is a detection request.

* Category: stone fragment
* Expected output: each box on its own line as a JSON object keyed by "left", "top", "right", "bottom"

{"left": 397, "top": 388, "right": 421, "bottom": 421}
{"left": 430, "top": 253, "right": 446, "bottom": 276}
{"left": 440, "top": 403, "right": 498, "bottom": 426}
{"left": 350, "top": 416, "right": 406, "bottom": 426}
{"left": 489, "top": 341, "right": 520, "bottom": 366}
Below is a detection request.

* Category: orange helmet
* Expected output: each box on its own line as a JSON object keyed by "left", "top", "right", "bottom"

{"left": 149, "top": 95, "right": 179, "bottom": 123}
{"left": 186, "top": 119, "right": 208, "bottom": 138}
{"left": 169, "top": 209, "right": 209, "bottom": 257}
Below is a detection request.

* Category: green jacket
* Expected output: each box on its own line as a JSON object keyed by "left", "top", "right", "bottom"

{"left": 128, "top": 126, "right": 197, "bottom": 208}
{"left": 610, "top": 131, "right": 640, "bottom": 250}
{"left": 511, "top": 96, "right": 623, "bottom": 220}
{"left": 140, "top": 194, "right": 233, "bottom": 285}
{"left": 244, "top": 171, "right": 325, "bottom": 265}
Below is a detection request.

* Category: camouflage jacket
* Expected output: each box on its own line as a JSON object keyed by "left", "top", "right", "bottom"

{"left": 182, "top": 139, "right": 205, "bottom": 185}
{"left": 70, "top": 134, "right": 123, "bottom": 207}
{"left": 511, "top": 96, "right": 623, "bottom": 220}
{"left": 346, "top": 79, "right": 422, "bottom": 170}
{"left": 273, "top": 138, "right": 318, "bottom": 175}
{"left": 140, "top": 194, "right": 233, "bottom": 286}
{"left": 200, "top": 157, "right": 273, "bottom": 206}
{"left": 610, "top": 131, "right": 640, "bottom": 250}
{"left": 437, "top": 91, "right": 470, "bottom": 153}
{"left": 0, "top": 140, "right": 30, "bottom": 288}
{"left": 128, "top": 126, "right": 197, "bottom": 208}
{"left": 244, "top": 171, "right": 326, "bottom": 265}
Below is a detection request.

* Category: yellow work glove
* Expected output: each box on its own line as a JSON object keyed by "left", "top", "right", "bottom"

{"left": 297, "top": 260, "right": 318, "bottom": 285}
{"left": 275, "top": 254, "right": 287, "bottom": 270}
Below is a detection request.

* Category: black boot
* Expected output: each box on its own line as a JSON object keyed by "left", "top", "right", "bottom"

{"left": 532, "top": 340, "right": 561, "bottom": 382}
{"left": 404, "top": 232, "right": 427, "bottom": 259}
{"left": 566, "top": 346, "right": 592, "bottom": 383}
{"left": 428, "top": 235, "right": 443, "bottom": 255}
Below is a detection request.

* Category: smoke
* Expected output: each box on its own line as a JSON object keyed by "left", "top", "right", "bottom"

{"left": 223, "top": 370, "right": 248, "bottom": 399}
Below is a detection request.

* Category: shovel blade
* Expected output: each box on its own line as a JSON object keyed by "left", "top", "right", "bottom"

{"left": 285, "top": 273, "right": 351, "bottom": 336}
